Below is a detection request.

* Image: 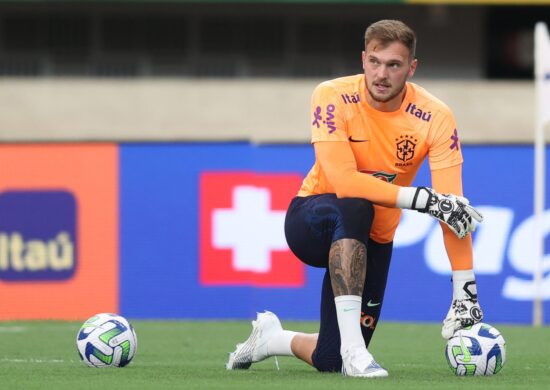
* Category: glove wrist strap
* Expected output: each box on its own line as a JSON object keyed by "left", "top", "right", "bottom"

{"left": 452, "top": 269, "right": 477, "bottom": 300}
{"left": 397, "top": 186, "right": 432, "bottom": 211}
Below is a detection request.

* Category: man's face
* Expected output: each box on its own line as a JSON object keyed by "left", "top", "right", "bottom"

{"left": 362, "top": 40, "right": 417, "bottom": 106}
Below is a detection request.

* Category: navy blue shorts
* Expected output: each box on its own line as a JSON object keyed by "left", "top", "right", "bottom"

{"left": 284, "top": 194, "right": 393, "bottom": 372}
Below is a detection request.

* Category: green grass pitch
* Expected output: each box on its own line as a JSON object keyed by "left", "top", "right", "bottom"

{"left": 0, "top": 320, "right": 548, "bottom": 389}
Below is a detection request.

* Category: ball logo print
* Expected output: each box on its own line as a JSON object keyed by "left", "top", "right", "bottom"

{"left": 200, "top": 172, "right": 304, "bottom": 287}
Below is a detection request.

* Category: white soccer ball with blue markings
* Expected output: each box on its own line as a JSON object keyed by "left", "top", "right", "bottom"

{"left": 76, "top": 313, "right": 138, "bottom": 368}
{"left": 445, "top": 322, "right": 506, "bottom": 376}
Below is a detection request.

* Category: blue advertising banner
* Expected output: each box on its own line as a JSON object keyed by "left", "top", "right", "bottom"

{"left": 120, "top": 143, "right": 550, "bottom": 324}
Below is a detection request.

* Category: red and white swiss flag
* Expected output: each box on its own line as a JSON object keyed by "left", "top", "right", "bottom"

{"left": 199, "top": 172, "right": 304, "bottom": 287}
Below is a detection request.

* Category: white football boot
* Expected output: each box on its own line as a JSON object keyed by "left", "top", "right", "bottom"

{"left": 226, "top": 311, "right": 283, "bottom": 370}
{"left": 341, "top": 345, "right": 388, "bottom": 378}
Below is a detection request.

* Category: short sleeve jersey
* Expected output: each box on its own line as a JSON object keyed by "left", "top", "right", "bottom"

{"left": 298, "top": 74, "right": 463, "bottom": 243}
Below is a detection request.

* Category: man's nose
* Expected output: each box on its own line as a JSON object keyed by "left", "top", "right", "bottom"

{"left": 376, "top": 65, "right": 389, "bottom": 78}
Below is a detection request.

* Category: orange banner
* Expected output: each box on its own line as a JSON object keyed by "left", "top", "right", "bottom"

{"left": 0, "top": 144, "right": 118, "bottom": 320}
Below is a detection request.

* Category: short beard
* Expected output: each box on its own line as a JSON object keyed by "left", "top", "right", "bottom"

{"left": 366, "top": 82, "right": 405, "bottom": 103}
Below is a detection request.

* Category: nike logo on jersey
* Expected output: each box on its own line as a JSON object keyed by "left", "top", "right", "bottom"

{"left": 348, "top": 136, "right": 369, "bottom": 143}
{"left": 367, "top": 300, "right": 381, "bottom": 307}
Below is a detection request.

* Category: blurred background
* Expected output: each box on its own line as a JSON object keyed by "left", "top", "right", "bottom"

{"left": 0, "top": 1, "right": 549, "bottom": 325}
{"left": 0, "top": 2, "right": 543, "bottom": 79}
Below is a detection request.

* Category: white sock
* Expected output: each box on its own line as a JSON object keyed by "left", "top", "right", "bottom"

{"left": 335, "top": 295, "right": 366, "bottom": 354}
{"left": 267, "top": 330, "right": 297, "bottom": 356}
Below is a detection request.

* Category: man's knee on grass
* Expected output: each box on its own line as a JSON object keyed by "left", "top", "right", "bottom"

{"left": 311, "top": 348, "right": 342, "bottom": 372}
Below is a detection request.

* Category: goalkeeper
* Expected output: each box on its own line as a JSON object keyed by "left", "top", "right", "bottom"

{"left": 226, "top": 19, "right": 483, "bottom": 378}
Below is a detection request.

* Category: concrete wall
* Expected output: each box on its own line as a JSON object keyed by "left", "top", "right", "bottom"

{"left": 0, "top": 78, "right": 539, "bottom": 144}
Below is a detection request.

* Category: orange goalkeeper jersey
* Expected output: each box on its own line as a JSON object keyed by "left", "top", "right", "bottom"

{"left": 298, "top": 74, "right": 463, "bottom": 243}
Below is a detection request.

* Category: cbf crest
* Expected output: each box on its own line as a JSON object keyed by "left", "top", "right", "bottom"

{"left": 395, "top": 134, "right": 418, "bottom": 167}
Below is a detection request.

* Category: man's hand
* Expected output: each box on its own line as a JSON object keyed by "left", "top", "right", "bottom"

{"left": 441, "top": 298, "right": 483, "bottom": 339}
{"left": 410, "top": 187, "right": 483, "bottom": 239}
{"left": 441, "top": 270, "right": 484, "bottom": 339}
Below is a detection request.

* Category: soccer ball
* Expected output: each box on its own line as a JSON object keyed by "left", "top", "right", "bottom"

{"left": 445, "top": 322, "right": 506, "bottom": 376}
{"left": 76, "top": 313, "right": 138, "bottom": 368}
